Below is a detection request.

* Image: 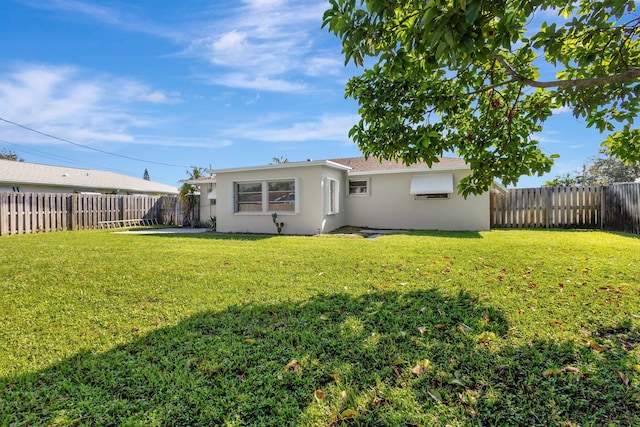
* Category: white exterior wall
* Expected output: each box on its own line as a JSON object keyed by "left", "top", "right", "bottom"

{"left": 344, "top": 169, "right": 490, "bottom": 231}
{"left": 215, "top": 164, "right": 348, "bottom": 235}
{"left": 197, "top": 183, "right": 217, "bottom": 222}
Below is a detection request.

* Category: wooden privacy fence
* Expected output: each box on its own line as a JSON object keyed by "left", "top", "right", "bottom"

{"left": 0, "top": 193, "right": 197, "bottom": 236}
{"left": 490, "top": 183, "right": 640, "bottom": 234}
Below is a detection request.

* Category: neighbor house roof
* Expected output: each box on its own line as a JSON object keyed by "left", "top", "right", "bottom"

{"left": 329, "top": 156, "right": 468, "bottom": 174}
{"left": 0, "top": 159, "right": 179, "bottom": 194}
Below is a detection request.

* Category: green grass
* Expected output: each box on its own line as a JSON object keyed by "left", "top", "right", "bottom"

{"left": 1, "top": 229, "right": 639, "bottom": 426}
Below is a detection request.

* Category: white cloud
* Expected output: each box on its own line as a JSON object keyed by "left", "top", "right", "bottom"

{"left": 225, "top": 113, "right": 359, "bottom": 142}
{"left": 244, "top": 0, "right": 287, "bottom": 8}
{"left": 0, "top": 63, "right": 181, "bottom": 145}
{"left": 188, "top": 0, "right": 343, "bottom": 92}
{"left": 551, "top": 106, "right": 572, "bottom": 115}
{"left": 20, "top": 0, "right": 183, "bottom": 41}
{"left": 304, "top": 56, "right": 344, "bottom": 77}
{"left": 210, "top": 73, "right": 307, "bottom": 92}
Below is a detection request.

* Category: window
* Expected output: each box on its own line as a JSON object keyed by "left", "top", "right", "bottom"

{"left": 348, "top": 179, "right": 369, "bottom": 195}
{"left": 268, "top": 180, "right": 295, "bottom": 212}
{"left": 325, "top": 178, "right": 339, "bottom": 214}
{"left": 234, "top": 179, "right": 297, "bottom": 213}
{"left": 236, "top": 182, "right": 262, "bottom": 212}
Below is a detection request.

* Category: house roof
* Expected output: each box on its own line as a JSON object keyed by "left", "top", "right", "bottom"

{"left": 0, "top": 159, "right": 179, "bottom": 194}
{"left": 211, "top": 159, "right": 352, "bottom": 174}
{"left": 329, "top": 156, "right": 468, "bottom": 174}
{"left": 199, "top": 156, "right": 468, "bottom": 180}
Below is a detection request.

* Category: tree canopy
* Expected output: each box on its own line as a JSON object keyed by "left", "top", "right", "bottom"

{"left": 544, "top": 149, "right": 640, "bottom": 186}
{"left": 0, "top": 148, "right": 24, "bottom": 162}
{"left": 323, "top": 0, "right": 640, "bottom": 195}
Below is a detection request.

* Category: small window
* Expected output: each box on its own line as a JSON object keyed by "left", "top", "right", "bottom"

{"left": 268, "top": 180, "right": 295, "bottom": 212}
{"left": 348, "top": 179, "right": 369, "bottom": 195}
{"left": 236, "top": 182, "right": 262, "bottom": 212}
{"left": 414, "top": 193, "right": 450, "bottom": 200}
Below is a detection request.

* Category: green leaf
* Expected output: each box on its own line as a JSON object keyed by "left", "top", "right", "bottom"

{"left": 427, "top": 389, "right": 442, "bottom": 402}
{"left": 465, "top": 1, "right": 481, "bottom": 24}
{"left": 341, "top": 409, "right": 360, "bottom": 419}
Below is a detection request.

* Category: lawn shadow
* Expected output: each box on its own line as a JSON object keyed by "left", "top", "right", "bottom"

{"left": 2, "top": 290, "right": 638, "bottom": 426}
{"left": 124, "top": 231, "right": 278, "bottom": 241}
{"left": 402, "top": 230, "right": 483, "bottom": 239}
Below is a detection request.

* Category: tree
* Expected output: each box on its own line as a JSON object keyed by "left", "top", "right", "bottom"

{"left": 543, "top": 173, "right": 580, "bottom": 187}
{"left": 544, "top": 149, "right": 640, "bottom": 186}
{"left": 179, "top": 166, "right": 206, "bottom": 226}
{"left": 271, "top": 156, "right": 289, "bottom": 165}
{"left": 143, "top": 169, "right": 150, "bottom": 181}
{"left": 323, "top": 0, "right": 640, "bottom": 195}
{"left": 0, "top": 148, "right": 24, "bottom": 162}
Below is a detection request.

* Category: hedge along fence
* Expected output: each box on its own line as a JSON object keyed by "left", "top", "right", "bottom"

{"left": 490, "top": 183, "right": 640, "bottom": 234}
{"left": 0, "top": 193, "right": 197, "bottom": 236}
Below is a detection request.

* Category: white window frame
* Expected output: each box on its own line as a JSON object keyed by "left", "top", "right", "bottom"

{"left": 235, "top": 181, "right": 263, "bottom": 213}
{"left": 267, "top": 179, "right": 296, "bottom": 212}
{"left": 325, "top": 178, "right": 339, "bottom": 215}
{"left": 234, "top": 178, "right": 299, "bottom": 214}
{"left": 348, "top": 178, "right": 370, "bottom": 196}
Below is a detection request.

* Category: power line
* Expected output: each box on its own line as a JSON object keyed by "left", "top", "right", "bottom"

{"left": 0, "top": 138, "right": 132, "bottom": 174}
{"left": 0, "top": 116, "right": 189, "bottom": 168}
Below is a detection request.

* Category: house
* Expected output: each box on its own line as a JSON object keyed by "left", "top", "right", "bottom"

{"left": 0, "top": 159, "right": 179, "bottom": 195}
{"left": 187, "top": 156, "right": 493, "bottom": 234}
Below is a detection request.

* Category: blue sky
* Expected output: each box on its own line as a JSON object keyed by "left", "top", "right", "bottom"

{"left": 0, "top": 0, "right": 617, "bottom": 188}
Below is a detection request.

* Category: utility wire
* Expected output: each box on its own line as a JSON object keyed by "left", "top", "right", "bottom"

{"left": 0, "top": 116, "right": 189, "bottom": 168}
{"left": 0, "top": 138, "right": 133, "bottom": 174}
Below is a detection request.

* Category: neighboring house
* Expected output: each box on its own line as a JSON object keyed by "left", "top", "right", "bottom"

{"left": 185, "top": 175, "right": 217, "bottom": 221}
{"left": 188, "top": 156, "right": 495, "bottom": 234}
{"left": 0, "top": 159, "right": 179, "bottom": 195}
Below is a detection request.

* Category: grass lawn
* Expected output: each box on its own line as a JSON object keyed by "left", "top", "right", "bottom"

{"left": 1, "top": 229, "right": 639, "bottom": 426}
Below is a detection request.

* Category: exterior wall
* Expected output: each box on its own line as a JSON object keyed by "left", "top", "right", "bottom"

{"left": 344, "top": 169, "right": 490, "bottom": 231}
{"left": 197, "top": 183, "right": 217, "bottom": 222}
{"left": 215, "top": 164, "right": 348, "bottom": 235}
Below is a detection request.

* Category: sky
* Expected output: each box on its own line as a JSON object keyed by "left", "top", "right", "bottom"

{"left": 0, "top": 0, "right": 622, "bottom": 189}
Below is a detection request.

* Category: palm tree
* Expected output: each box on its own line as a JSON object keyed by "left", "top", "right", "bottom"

{"left": 179, "top": 166, "right": 206, "bottom": 226}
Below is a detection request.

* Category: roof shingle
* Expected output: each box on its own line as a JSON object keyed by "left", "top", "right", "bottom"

{"left": 0, "top": 159, "right": 179, "bottom": 194}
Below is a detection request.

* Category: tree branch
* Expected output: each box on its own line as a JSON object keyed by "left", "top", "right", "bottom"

{"left": 467, "top": 78, "right": 518, "bottom": 96}
{"left": 494, "top": 55, "right": 640, "bottom": 89}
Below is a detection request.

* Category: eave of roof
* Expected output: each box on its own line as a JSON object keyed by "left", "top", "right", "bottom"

{"left": 212, "top": 159, "right": 351, "bottom": 174}
{"left": 184, "top": 177, "right": 217, "bottom": 185}
{"left": 329, "top": 156, "right": 468, "bottom": 174}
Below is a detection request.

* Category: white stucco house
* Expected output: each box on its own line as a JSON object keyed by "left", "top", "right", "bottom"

{"left": 187, "top": 156, "right": 494, "bottom": 234}
{"left": 0, "top": 159, "right": 179, "bottom": 195}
